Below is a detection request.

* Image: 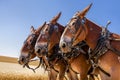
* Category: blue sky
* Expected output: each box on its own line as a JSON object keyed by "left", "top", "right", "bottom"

{"left": 0, "top": 0, "right": 120, "bottom": 57}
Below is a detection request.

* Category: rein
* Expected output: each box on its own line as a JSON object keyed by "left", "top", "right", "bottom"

{"left": 23, "top": 50, "right": 42, "bottom": 73}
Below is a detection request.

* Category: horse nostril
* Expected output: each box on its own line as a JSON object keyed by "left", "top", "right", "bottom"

{"left": 37, "top": 49, "right": 41, "bottom": 53}
{"left": 18, "top": 56, "right": 25, "bottom": 64}
{"left": 62, "top": 43, "right": 66, "bottom": 48}
{"left": 21, "top": 57, "right": 25, "bottom": 62}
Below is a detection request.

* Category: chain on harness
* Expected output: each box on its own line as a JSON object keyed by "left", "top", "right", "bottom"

{"left": 88, "top": 21, "right": 112, "bottom": 77}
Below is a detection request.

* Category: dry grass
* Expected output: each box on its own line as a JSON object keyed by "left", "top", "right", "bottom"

{"left": 0, "top": 56, "right": 48, "bottom": 80}
{"left": 0, "top": 56, "right": 17, "bottom": 63}
{"left": 0, "top": 56, "right": 38, "bottom": 66}
{"left": 0, "top": 72, "right": 47, "bottom": 80}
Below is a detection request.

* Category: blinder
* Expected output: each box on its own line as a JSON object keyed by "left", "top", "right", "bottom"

{"left": 67, "top": 16, "right": 85, "bottom": 34}
{"left": 30, "top": 34, "right": 37, "bottom": 46}
{"left": 66, "top": 16, "right": 86, "bottom": 46}
{"left": 48, "top": 23, "right": 59, "bottom": 35}
{"left": 23, "top": 34, "right": 37, "bottom": 50}
{"left": 48, "top": 23, "right": 54, "bottom": 35}
{"left": 74, "top": 17, "right": 81, "bottom": 31}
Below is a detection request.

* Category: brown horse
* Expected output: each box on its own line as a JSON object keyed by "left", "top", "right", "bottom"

{"left": 18, "top": 23, "right": 64, "bottom": 80}
{"left": 58, "top": 4, "right": 99, "bottom": 80}
{"left": 35, "top": 12, "right": 78, "bottom": 80}
{"left": 59, "top": 3, "right": 120, "bottom": 80}
{"left": 18, "top": 23, "right": 45, "bottom": 65}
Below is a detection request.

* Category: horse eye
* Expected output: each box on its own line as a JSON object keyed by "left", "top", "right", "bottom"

{"left": 30, "top": 39, "right": 32, "bottom": 43}
{"left": 46, "top": 29, "right": 48, "bottom": 31}
{"left": 72, "top": 22, "right": 75, "bottom": 26}
{"left": 46, "top": 28, "right": 49, "bottom": 31}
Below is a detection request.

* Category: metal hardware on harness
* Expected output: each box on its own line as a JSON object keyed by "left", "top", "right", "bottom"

{"left": 105, "top": 21, "right": 111, "bottom": 29}
{"left": 88, "top": 25, "right": 111, "bottom": 77}
{"left": 63, "top": 41, "right": 87, "bottom": 59}
{"left": 88, "top": 20, "right": 120, "bottom": 76}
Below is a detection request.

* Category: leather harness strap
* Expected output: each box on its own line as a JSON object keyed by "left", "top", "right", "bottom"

{"left": 88, "top": 26, "right": 120, "bottom": 77}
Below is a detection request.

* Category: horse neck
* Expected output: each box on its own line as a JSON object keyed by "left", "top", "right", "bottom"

{"left": 85, "top": 19, "right": 102, "bottom": 50}
{"left": 47, "top": 34, "right": 59, "bottom": 57}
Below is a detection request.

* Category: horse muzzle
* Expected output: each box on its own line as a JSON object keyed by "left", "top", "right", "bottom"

{"left": 18, "top": 56, "right": 26, "bottom": 65}
{"left": 59, "top": 41, "right": 72, "bottom": 53}
{"left": 35, "top": 46, "right": 47, "bottom": 57}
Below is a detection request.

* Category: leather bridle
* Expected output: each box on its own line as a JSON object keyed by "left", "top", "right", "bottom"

{"left": 24, "top": 34, "right": 38, "bottom": 49}
{"left": 39, "top": 23, "right": 61, "bottom": 55}
{"left": 66, "top": 16, "right": 87, "bottom": 46}
{"left": 22, "top": 33, "right": 40, "bottom": 72}
{"left": 38, "top": 23, "right": 66, "bottom": 73}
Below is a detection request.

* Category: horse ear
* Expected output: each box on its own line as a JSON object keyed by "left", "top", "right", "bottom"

{"left": 50, "top": 12, "right": 61, "bottom": 24}
{"left": 78, "top": 3, "right": 92, "bottom": 18}
{"left": 36, "top": 22, "right": 46, "bottom": 33}
{"left": 30, "top": 26, "right": 36, "bottom": 34}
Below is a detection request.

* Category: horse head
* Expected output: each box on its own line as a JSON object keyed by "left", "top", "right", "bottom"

{"left": 59, "top": 4, "right": 92, "bottom": 53}
{"left": 35, "top": 12, "right": 64, "bottom": 57}
{"left": 18, "top": 22, "right": 46, "bottom": 65}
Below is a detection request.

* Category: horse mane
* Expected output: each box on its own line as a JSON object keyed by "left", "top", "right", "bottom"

{"left": 86, "top": 18, "right": 120, "bottom": 39}
{"left": 111, "top": 33, "right": 120, "bottom": 39}
{"left": 86, "top": 18, "right": 102, "bottom": 31}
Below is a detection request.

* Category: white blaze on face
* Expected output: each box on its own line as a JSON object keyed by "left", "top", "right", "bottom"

{"left": 59, "top": 27, "right": 68, "bottom": 47}
{"left": 21, "top": 53, "right": 28, "bottom": 57}
{"left": 59, "top": 33, "right": 64, "bottom": 48}
{"left": 43, "top": 25, "right": 48, "bottom": 32}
